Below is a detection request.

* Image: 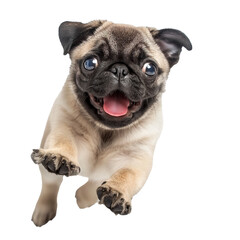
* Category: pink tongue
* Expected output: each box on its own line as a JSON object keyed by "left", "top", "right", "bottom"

{"left": 103, "top": 92, "right": 130, "bottom": 117}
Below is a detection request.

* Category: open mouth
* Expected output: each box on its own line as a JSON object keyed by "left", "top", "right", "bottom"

{"left": 88, "top": 90, "right": 142, "bottom": 118}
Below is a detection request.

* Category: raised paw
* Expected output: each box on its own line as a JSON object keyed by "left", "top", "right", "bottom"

{"left": 97, "top": 183, "right": 131, "bottom": 215}
{"left": 31, "top": 149, "right": 80, "bottom": 176}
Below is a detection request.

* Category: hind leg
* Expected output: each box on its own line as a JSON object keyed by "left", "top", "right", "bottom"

{"left": 75, "top": 180, "right": 101, "bottom": 209}
{"left": 32, "top": 165, "right": 63, "bottom": 227}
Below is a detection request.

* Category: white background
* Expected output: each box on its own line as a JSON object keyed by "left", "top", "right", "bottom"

{"left": 0, "top": 0, "right": 239, "bottom": 239}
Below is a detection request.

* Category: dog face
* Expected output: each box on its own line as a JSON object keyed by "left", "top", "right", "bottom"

{"left": 59, "top": 21, "right": 192, "bottom": 129}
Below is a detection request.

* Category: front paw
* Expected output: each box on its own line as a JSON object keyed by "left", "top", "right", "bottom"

{"left": 31, "top": 149, "right": 80, "bottom": 177}
{"left": 97, "top": 183, "right": 131, "bottom": 215}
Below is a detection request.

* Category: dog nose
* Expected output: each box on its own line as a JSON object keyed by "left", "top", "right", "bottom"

{"left": 110, "top": 63, "right": 129, "bottom": 78}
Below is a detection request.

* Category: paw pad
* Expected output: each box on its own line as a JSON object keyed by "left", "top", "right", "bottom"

{"left": 31, "top": 149, "right": 80, "bottom": 176}
{"left": 97, "top": 184, "right": 131, "bottom": 215}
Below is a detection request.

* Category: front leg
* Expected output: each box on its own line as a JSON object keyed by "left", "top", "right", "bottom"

{"left": 97, "top": 167, "right": 150, "bottom": 215}
{"left": 31, "top": 125, "right": 80, "bottom": 176}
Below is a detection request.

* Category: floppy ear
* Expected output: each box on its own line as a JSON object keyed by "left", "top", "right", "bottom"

{"left": 59, "top": 20, "right": 106, "bottom": 55}
{"left": 150, "top": 28, "right": 192, "bottom": 67}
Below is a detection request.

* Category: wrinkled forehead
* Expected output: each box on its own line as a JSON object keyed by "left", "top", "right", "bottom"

{"left": 98, "top": 25, "right": 151, "bottom": 59}
{"left": 109, "top": 25, "right": 142, "bottom": 51}
{"left": 71, "top": 24, "right": 168, "bottom": 71}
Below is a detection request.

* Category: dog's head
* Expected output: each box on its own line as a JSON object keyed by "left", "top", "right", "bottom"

{"left": 59, "top": 20, "right": 192, "bottom": 129}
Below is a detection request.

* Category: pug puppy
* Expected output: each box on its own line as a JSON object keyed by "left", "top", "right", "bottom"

{"left": 31, "top": 20, "right": 192, "bottom": 226}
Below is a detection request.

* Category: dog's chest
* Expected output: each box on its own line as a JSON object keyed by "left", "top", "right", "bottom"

{"left": 76, "top": 129, "right": 116, "bottom": 177}
{"left": 100, "top": 130, "right": 114, "bottom": 147}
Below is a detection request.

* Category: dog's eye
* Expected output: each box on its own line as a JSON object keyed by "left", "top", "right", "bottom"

{"left": 142, "top": 62, "right": 156, "bottom": 76}
{"left": 83, "top": 57, "right": 98, "bottom": 71}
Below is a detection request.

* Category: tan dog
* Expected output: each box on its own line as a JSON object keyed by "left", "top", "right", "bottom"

{"left": 31, "top": 20, "right": 192, "bottom": 226}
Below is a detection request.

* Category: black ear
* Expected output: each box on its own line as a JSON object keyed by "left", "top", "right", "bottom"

{"left": 150, "top": 28, "right": 192, "bottom": 67}
{"left": 59, "top": 20, "right": 106, "bottom": 55}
